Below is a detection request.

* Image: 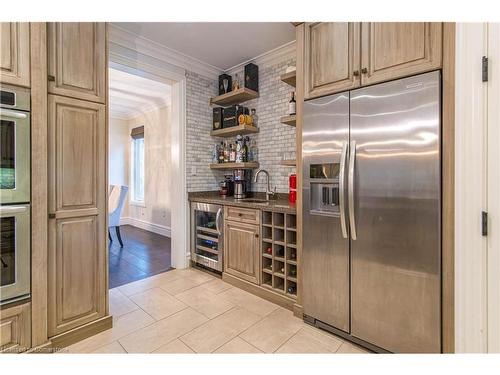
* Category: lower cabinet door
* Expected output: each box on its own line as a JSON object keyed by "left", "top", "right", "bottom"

{"left": 0, "top": 302, "right": 31, "bottom": 353}
{"left": 224, "top": 220, "right": 260, "bottom": 284}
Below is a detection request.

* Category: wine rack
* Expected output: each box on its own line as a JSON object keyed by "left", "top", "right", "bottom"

{"left": 260, "top": 210, "right": 298, "bottom": 298}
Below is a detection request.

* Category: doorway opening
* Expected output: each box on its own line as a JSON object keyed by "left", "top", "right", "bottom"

{"left": 107, "top": 67, "right": 174, "bottom": 288}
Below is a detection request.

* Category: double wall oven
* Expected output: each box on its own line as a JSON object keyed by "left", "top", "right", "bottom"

{"left": 1, "top": 84, "right": 31, "bottom": 305}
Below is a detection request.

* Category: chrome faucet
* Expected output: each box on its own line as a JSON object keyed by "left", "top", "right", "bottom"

{"left": 253, "top": 169, "right": 276, "bottom": 201}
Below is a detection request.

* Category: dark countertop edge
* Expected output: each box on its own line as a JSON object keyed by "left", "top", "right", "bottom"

{"left": 188, "top": 191, "right": 297, "bottom": 214}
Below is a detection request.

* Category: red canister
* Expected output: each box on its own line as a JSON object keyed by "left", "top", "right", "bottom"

{"left": 289, "top": 173, "right": 297, "bottom": 204}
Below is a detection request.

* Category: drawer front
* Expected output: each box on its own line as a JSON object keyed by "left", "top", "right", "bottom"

{"left": 0, "top": 302, "right": 31, "bottom": 353}
{"left": 225, "top": 206, "right": 260, "bottom": 225}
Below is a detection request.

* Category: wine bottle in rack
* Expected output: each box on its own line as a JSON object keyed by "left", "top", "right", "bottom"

{"left": 288, "top": 92, "right": 296, "bottom": 116}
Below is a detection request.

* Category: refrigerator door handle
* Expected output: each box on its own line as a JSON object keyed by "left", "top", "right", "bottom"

{"left": 348, "top": 140, "right": 357, "bottom": 240}
{"left": 215, "top": 208, "right": 223, "bottom": 235}
{"left": 339, "top": 141, "right": 349, "bottom": 239}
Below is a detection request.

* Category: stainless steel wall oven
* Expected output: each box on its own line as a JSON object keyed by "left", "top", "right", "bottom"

{"left": 1, "top": 83, "right": 31, "bottom": 305}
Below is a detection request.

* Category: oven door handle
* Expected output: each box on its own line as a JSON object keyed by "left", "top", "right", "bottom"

{"left": 0, "top": 206, "right": 28, "bottom": 215}
{"left": 0, "top": 109, "right": 28, "bottom": 119}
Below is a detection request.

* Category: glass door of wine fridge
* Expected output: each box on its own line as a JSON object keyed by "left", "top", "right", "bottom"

{"left": 190, "top": 202, "right": 223, "bottom": 272}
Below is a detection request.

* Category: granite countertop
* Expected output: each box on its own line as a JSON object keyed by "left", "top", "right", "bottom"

{"left": 188, "top": 191, "right": 296, "bottom": 214}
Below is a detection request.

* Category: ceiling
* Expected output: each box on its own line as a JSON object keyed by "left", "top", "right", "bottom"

{"left": 112, "top": 22, "right": 296, "bottom": 70}
{"left": 109, "top": 68, "right": 171, "bottom": 120}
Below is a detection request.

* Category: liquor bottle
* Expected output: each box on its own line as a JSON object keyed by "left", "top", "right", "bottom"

{"left": 223, "top": 142, "right": 229, "bottom": 163}
{"left": 229, "top": 143, "right": 236, "bottom": 162}
{"left": 212, "top": 144, "right": 219, "bottom": 163}
{"left": 250, "top": 139, "right": 258, "bottom": 161}
{"left": 250, "top": 108, "right": 258, "bottom": 126}
{"left": 243, "top": 136, "right": 249, "bottom": 162}
{"left": 235, "top": 135, "right": 243, "bottom": 163}
{"left": 232, "top": 73, "right": 240, "bottom": 91}
{"left": 288, "top": 92, "right": 296, "bottom": 115}
{"left": 218, "top": 142, "right": 225, "bottom": 163}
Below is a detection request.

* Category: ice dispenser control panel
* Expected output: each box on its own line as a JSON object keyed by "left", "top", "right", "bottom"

{"left": 309, "top": 163, "right": 340, "bottom": 216}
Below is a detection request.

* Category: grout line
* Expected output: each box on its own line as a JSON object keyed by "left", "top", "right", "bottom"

{"left": 237, "top": 336, "right": 265, "bottom": 353}
{"left": 117, "top": 341, "right": 128, "bottom": 354}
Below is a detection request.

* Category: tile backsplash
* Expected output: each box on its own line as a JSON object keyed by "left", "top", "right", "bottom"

{"left": 186, "top": 56, "right": 297, "bottom": 193}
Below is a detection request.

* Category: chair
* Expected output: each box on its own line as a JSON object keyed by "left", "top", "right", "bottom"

{"left": 108, "top": 185, "right": 129, "bottom": 247}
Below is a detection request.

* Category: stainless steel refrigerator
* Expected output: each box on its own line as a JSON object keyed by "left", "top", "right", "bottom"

{"left": 302, "top": 71, "right": 441, "bottom": 353}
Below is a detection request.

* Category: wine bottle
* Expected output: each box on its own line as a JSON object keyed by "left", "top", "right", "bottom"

{"left": 218, "top": 142, "right": 224, "bottom": 163}
{"left": 288, "top": 92, "right": 296, "bottom": 115}
{"left": 287, "top": 285, "right": 296, "bottom": 294}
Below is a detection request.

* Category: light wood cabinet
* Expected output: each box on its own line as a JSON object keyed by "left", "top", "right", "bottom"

{"left": 0, "top": 302, "right": 31, "bottom": 353}
{"left": 360, "top": 22, "right": 442, "bottom": 85}
{"left": 302, "top": 22, "right": 443, "bottom": 98}
{"left": 47, "top": 94, "right": 107, "bottom": 337}
{"left": 304, "top": 22, "right": 360, "bottom": 99}
{"left": 0, "top": 22, "right": 30, "bottom": 87}
{"left": 224, "top": 219, "right": 260, "bottom": 285}
{"left": 47, "top": 23, "right": 106, "bottom": 103}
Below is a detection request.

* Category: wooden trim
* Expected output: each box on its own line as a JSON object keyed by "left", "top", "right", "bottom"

{"left": 222, "top": 273, "right": 295, "bottom": 310}
{"left": 104, "top": 22, "right": 110, "bottom": 314}
{"left": 442, "top": 22, "right": 455, "bottom": 354}
{"left": 210, "top": 124, "right": 259, "bottom": 138}
{"left": 47, "top": 315, "right": 112, "bottom": 350}
{"left": 209, "top": 162, "right": 259, "bottom": 170}
{"left": 295, "top": 23, "right": 305, "bottom": 314}
{"left": 209, "top": 87, "right": 259, "bottom": 106}
{"left": 280, "top": 70, "right": 296, "bottom": 87}
{"left": 29, "top": 22, "right": 49, "bottom": 349}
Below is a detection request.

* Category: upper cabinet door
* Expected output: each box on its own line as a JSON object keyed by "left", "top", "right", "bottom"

{"left": 361, "top": 22, "right": 442, "bottom": 85}
{"left": 0, "top": 22, "right": 30, "bottom": 87}
{"left": 304, "top": 22, "right": 360, "bottom": 100}
{"left": 47, "top": 23, "right": 106, "bottom": 103}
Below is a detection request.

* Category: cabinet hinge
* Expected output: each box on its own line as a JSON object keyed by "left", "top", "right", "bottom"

{"left": 482, "top": 211, "right": 488, "bottom": 236}
{"left": 482, "top": 56, "right": 489, "bottom": 82}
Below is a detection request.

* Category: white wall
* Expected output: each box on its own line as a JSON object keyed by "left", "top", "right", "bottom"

{"left": 126, "top": 106, "right": 172, "bottom": 233}
{"left": 109, "top": 107, "right": 172, "bottom": 236}
{"left": 109, "top": 117, "right": 130, "bottom": 217}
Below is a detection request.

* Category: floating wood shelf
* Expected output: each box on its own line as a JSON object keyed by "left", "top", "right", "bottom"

{"left": 280, "top": 159, "right": 296, "bottom": 167}
{"left": 210, "top": 87, "right": 259, "bottom": 106}
{"left": 209, "top": 162, "right": 259, "bottom": 170}
{"left": 210, "top": 124, "right": 259, "bottom": 138}
{"left": 280, "top": 70, "right": 296, "bottom": 87}
{"left": 280, "top": 115, "right": 296, "bottom": 127}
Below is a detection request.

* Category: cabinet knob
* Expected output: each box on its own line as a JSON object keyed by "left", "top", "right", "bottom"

{"left": 255, "top": 233, "right": 259, "bottom": 238}
{"left": 361, "top": 68, "right": 368, "bottom": 74}
{"left": 48, "top": 75, "right": 55, "bottom": 81}
{"left": 48, "top": 213, "right": 56, "bottom": 219}
{"left": 353, "top": 70, "right": 359, "bottom": 77}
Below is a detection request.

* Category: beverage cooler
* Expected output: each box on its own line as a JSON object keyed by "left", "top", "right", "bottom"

{"left": 190, "top": 202, "right": 224, "bottom": 272}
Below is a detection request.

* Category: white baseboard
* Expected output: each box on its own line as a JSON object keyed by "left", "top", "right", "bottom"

{"left": 120, "top": 217, "right": 171, "bottom": 237}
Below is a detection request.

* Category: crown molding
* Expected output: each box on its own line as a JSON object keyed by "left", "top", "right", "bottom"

{"left": 224, "top": 40, "right": 296, "bottom": 75}
{"left": 109, "top": 24, "right": 222, "bottom": 79}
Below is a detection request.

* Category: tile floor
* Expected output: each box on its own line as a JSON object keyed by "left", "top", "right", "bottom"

{"left": 64, "top": 268, "right": 369, "bottom": 354}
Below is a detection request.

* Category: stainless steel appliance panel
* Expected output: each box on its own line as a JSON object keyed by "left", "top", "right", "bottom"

{"left": 349, "top": 71, "right": 441, "bottom": 352}
{"left": 302, "top": 93, "right": 350, "bottom": 332}
{"left": 0, "top": 204, "right": 31, "bottom": 304}
{"left": 190, "top": 202, "right": 224, "bottom": 272}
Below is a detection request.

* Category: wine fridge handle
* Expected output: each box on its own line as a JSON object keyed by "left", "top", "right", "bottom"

{"left": 348, "top": 140, "right": 357, "bottom": 240}
{"left": 215, "top": 208, "right": 223, "bottom": 235}
{"left": 339, "top": 141, "right": 349, "bottom": 239}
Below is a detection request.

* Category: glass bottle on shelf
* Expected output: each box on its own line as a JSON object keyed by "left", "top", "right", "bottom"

{"left": 232, "top": 73, "right": 240, "bottom": 91}
{"left": 229, "top": 143, "right": 236, "bottom": 162}
{"left": 250, "top": 108, "right": 258, "bottom": 127}
{"left": 289, "top": 92, "right": 296, "bottom": 115}
{"left": 218, "top": 142, "right": 225, "bottom": 163}
{"left": 223, "top": 141, "right": 229, "bottom": 163}
{"left": 243, "top": 136, "right": 249, "bottom": 162}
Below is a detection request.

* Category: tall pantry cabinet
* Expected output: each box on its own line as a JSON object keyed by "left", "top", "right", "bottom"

{"left": 46, "top": 23, "right": 108, "bottom": 338}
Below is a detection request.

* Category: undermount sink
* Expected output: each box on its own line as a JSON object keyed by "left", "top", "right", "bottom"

{"left": 239, "top": 198, "right": 269, "bottom": 203}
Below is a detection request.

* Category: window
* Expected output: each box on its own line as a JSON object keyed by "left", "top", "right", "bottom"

{"left": 131, "top": 126, "right": 145, "bottom": 204}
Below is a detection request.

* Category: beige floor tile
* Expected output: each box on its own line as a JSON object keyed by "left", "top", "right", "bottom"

{"left": 239, "top": 308, "right": 303, "bottom": 353}
{"left": 170, "top": 268, "right": 215, "bottom": 283}
{"left": 129, "top": 287, "right": 187, "bottom": 320}
{"left": 217, "top": 287, "right": 279, "bottom": 317}
{"left": 109, "top": 288, "right": 139, "bottom": 318}
{"left": 336, "top": 341, "right": 370, "bottom": 354}
{"left": 180, "top": 307, "right": 261, "bottom": 353}
{"left": 175, "top": 285, "right": 235, "bottom": 319}
{"left": 65, "top": 309, "right": 155, "bottom": 353}
{"left": 276, "top": 326, "right": 343, "bottom": 353}
{"left": 118, "top": 271, "right": 182, "bottom": 297}
{"left": 92, "top": 341, "right": 127, "bottom": 354}
{"left": 119, "top": 308, "right": 208, "bottom": 353}
{"left": 200, "top": 278, "right": 233, "bottom": 294}
{"left": 152, "top": 339, "right": 195, "bottom": 354}
{"left": 159, "top": 276, "right": 209, "bottom": 295}
{"left": 214, "top": 337, "right": 262, "bottom": 353}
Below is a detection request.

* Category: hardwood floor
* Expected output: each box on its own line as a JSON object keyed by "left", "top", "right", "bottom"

{"left": 108, "top": 225, "right": 172, "bottom": 289}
